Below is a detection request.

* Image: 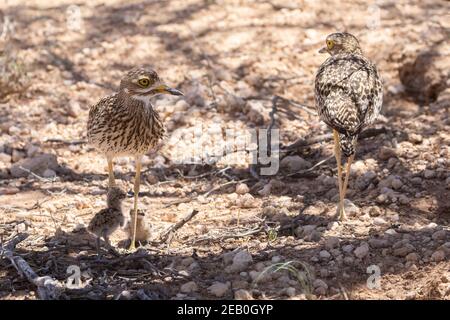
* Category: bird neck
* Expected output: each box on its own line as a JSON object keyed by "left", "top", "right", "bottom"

{"left": 107, "top": 197, "right": 123, "bottom": 210}
{"left": 117, "top": 90, "right": 155, "bottom": 113}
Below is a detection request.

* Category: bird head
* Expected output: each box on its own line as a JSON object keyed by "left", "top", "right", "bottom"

{"left": 319, "top": 32, "right": 362, "bottom": 55}
{"left": 119, "top": 67, "right": 183, "bottom": 98}
{"left": 107, "top": 186, "right": 127, "bottom": 202}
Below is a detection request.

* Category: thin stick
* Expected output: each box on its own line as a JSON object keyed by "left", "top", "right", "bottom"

{"left": 204, "top": 178, "right": 250, "bottom": 198}
{"left": 287, "top": 155, "right": 334, "bottom": 177}
{"left": 158, "top": 209, "right": 199, "bottom": 243}
{"left": 0, "top": 233, "right": 63, "bottom": 300}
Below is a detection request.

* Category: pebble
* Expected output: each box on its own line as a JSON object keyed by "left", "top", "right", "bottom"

{"left": 368, "top": 238, "right": 390, "bottom": 248}
{"left": 431, "top": 250, "right": 445, "bottom": 262}
{"left": 234, "top": 289, "right": 253, "bottom": 300}
{"left": 344, "top": 199, "right": 360, "bottom": 216}
{"left": 180, "top": 281, "right": 198, "bottom": 293}
{"left": 42, "top": 169, "right": 56, "bottom": 178}
{"left": 10, "top": 153, "right": 59, "bottom": 178}
{"left": 393, "top": 244, "right": 415, "bottom": 257}
{"left": 378, "top": 147, "right": 397, "bottom": 160}
{"left": 354, "top": 243, "right": 369, "bottom": 259}
{"left": 285, "top": 287, "right": 296, "bottom": 297}
{"left": 391, "top": 177, "right": 403, "bottom": 190}
{"left": 207, "top": 282, "right": 230, "bottom": 298}
{"left": 423, "top": 169, "right": 435, "bottom": 179}
{"left": 325, "top": 237, "right": 340, "bottom": 250}
{"left": 319, "top": 250, "right": 331, "bottom": 260}
{"left": 406, "top": 252, "right": 419, "bottom": 262}
{"left": 235, "top": 183, "right": 250, "bottom": 195}
{"left": 432, "top": 230, "right": 447, "bottom": 241}
{"left": 342, "top": 244, "right": 355, "bottom": 254}
{"left": 280, "top": 155, "right": 312, "bottom": 172}
{"left": 226, "top": 250, "right": 253, "bottom": 273}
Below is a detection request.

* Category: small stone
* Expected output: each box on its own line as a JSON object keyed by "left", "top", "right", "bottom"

{"left": 285, "top": 287, "right": 296, "bottom": 297}
{"left": 207, "top": 282, "right": 230, "bottom": 298}
{"left": 227, "top": 250, "right": 253, "bottom": 273}
{"left": 342, "top": 244, "right": 354, "bottom": 254}
{"left": 280, "top": 155, "right": 311, "bottom": 172}
{"left": 432, "top": 230, "right": 447, "bottom": 241}
{"left": 325, "top": 237, "right": 340, "bottom": 250}
{"left": 393, "top": 244, "right": 415, "bottom": 257}
{"left": 344, "top": 199, "right": 360, "bottom": 216}
{"left": 431, "top": 250, "right": 445, "bottom": 262}
{"left": 180, "top": 281, "right": 198, "bottom": 293}
{"left": 391, "top": 178, "right": 403, "bottom": 190}
{"left": 313, "top": 279, "right": 328, "bottom": 290}
{"left": 10, "top": 153, "right": 59, "bottom": 178}
{"left": 406, "top": 253, "right": 419, "bottom": 262}
{"left": 235, "top": 183, "right": 250, "bottom": 195}
{"left": 354, "top": 243, "right": 369, "bottom": 259}
{"left": 42, "top": 169, "right": 56, "bottom": 178}
{"left": 408, "top": 133, "right": 423, "bottom": 144}
{"left": 234, "top": 289, "right": 253, "bottom": 300}
{"left": 368, "top": 238, "right": 390, "bottom": 248}
{"left": 423, "top": 169, "right": 435, "bottom": 179}
{"left": 319, "top": 250, "right": 331, "bottom": 260}
{"left": 11, "top": 150, "right": 26, "bottom": 162}
{"left": 373, "top": 217, "right": 387, "bottom": 225}
{"left": 378, "top": 147, "right": 397, "bottom": 160}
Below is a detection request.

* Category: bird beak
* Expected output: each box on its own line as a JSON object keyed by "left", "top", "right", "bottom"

{"left": 154, "top": 84, "right": 184, "bottom": 96}
{"left": 318, "top": 47, "right": 328, "bottom": 54}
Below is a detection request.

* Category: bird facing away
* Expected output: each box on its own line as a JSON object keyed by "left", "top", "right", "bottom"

{"left": 87, "top": 186, "right": 127, "bottom": 256}
{"left": 87, "top": 67, "right": 183, "bottom": 250}
{"left": 125, "top": 209, "right": 151, "bottom": 246}
{"left": 314, "top": 32, "right": 383, "bottom": 220}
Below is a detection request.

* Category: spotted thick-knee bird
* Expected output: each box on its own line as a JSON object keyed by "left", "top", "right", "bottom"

{"left": 87, "top": 67, "right": 183, "bottom": 250}
{"left": 314, "top": 32, "right": 383, "bottom": 220}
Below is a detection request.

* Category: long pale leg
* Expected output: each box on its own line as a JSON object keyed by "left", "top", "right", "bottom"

{"left": 333, "top": 130, "right": 345, "bottom": 220}
{"left": 107, "top": 156, "right": 116, "bottom": 187}
{"left": 128, "top": 156, "right": 142, "bottom": 250}
{"left": 339, "top": 153, "right": 355, "bottom": 220}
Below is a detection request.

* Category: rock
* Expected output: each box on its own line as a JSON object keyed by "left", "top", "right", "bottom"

{"left": 42, "top": 169, "right": 56, "bottom": 178}
{"left": 319, "top": 250, "right": 331, "bottom": 260}
{"left": 391, "top": 177, "right": 403, "bottom": 190}
{"left": 180, "top": 281, "right": 198, "bottom": 293}
{"left": 227, "top": 250, "right": 253, "bottom": 273}
{"left": 431, "top": 250, "right": 445, "bottom": 262}
{"left": 207, "top": 282, "right": 230, "bottom": 298}
{"left": 235, "top": 183, "right": 250, "bottom": 195}
{"left": 393, "top": 244, "right": 415, "bottom": 257}
{"left": 432, "top": 230, "right": 447, "bottom": 241}
{"left": 408, "top": 133, "right": 423, "bottom": 144}
{"left": 423, "top": 169, "right": 435, "bottom": 179}
{"left": 342, "top": 244, "right": 354, "bottom": 254}
{"left": 0, "top": 152, "right": 11, "bottom": 164}
{"left": 406, "top": 253, "right": 419, "bottom": 262}
{"left": 0, "top": 187, "right": 20, "bottom": 195}
{"left": 378, "top": 147, "right": 396, "bottom": 160}
{"left": 325, "top": 237, "right": 340, "bottom": 250}
{"left": 354, "top": 243, "right": 369, "bottom": 259}
{"left": 234, "top": 289, "right": 253, "bottom": 300}
{"left": 368, "top": 238, "right": 390, "bottom": 248}
{"left": 285, "top": 287, "right": 296, "bottom": 297}
{"left": 373, "top": 217, "right": 387, "bottom": 226}
{"left": 66, "top": 101, "right": 82, "bottom": 117}
{"left": 280, "top": 155, "right": 311, "bottom": 172}
{"left": 313, "top": 279, "right": 328, "bottom": 292}
{"left": 344, "top": 199, "right": 360, "bottom": 216}
{"left": 10, "top": 153, "right": 59, "bottom": 178}
{"left": 236, "top": 193, "right": 257, "bottom": 208}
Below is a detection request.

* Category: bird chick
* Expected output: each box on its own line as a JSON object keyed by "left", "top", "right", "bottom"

{"left": 88, "top": 186, "right": 127, "bottom": 256}
{"left": 125, "top": 209, "right": 151, "bottom": 247}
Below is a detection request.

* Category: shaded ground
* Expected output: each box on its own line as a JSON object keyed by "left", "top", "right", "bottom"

{"left": 0, "top": 0, "right": 449, "bottom": 300}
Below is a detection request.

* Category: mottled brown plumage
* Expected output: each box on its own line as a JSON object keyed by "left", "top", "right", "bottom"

{"left": 125, "top": 209, "right": 151, "bottom": 246}
{"left": 87, "top": 67, "right": 183, "bottom": 250}
{"left": 88, "top": 187, "right": 126, "bottom": 256}
{"left": 314, "top": 32, "right": 383, "bottom": 220}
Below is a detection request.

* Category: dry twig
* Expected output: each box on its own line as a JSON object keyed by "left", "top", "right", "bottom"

{"left": 158, "top": 209, "right": 199, "bottom": 243}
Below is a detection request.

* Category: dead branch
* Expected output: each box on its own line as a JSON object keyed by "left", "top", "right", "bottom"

{"left": 158, "top": 209, "right": 199, "bottom": 243}
{"left": 282, "top": 127, "right": 388, "bottom": 152}
{"left": 0, "top": 233, "right": 63, "bottom": 300}
{"left": 44, "top": 138, "right": 86, "bottom": 145}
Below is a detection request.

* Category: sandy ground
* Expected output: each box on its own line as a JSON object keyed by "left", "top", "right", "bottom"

{"left": 0, "top": 0, "right": 449, "bottom": 300}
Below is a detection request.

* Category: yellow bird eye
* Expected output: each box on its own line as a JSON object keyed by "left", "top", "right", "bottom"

{"left": 326, "top": 40, "right": 334, "bottom": 49}
{"left": 138, "top": 78, "right": 150, "bottom": 87}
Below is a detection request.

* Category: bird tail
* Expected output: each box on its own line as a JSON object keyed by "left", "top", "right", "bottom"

{"left": 339, "top": 134, "right": 357, "bottom": 157}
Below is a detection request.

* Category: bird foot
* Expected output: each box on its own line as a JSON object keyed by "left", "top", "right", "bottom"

{"left": 335, "top": 205, "right": 347, "bottom": 221}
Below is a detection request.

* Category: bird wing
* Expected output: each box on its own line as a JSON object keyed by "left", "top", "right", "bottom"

{"left": 315, "top": 54, "right": 382, "bottom": 135}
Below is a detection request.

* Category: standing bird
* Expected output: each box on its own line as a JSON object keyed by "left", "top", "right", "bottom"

{"left": 314, "top": 32, "right": 383, "bottom": 220}
{"left": 87, "top": 67, "right": 183, "bottom": 249}
{"left": 88, "top": 186, "right": 127, "bottom": 256}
